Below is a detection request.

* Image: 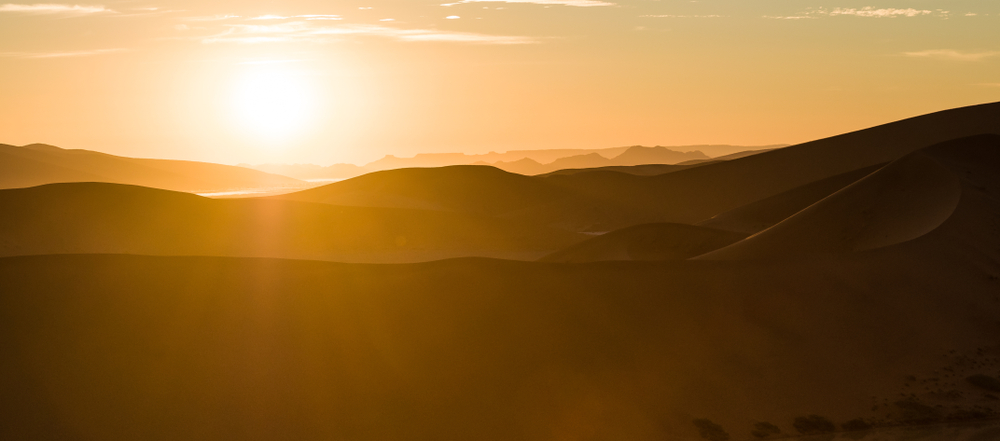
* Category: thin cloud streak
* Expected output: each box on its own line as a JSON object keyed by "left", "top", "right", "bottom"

{"left": 642, "top": 14, "right": 723, "bottom": 18}
{"left": 765, "top": 7, "right": 947, "bottom": 20}
{"left": 201, "top": 22, "right": 537, "bottom": 45}
{"left": 903, "top": 49, "right": 1000, "bottom": 61}
{"left": 442, "top": 0, "right": 614, "bottom": 7}
{"left": 0, "top": 48, "right": 128, "bottom": 58}
{"left": 826, "top": 7, "right": 933, "bottom": 18}
{"left": 0, "top": 3, "right": 113, "bottom": 14}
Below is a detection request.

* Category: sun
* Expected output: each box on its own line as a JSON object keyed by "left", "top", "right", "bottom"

{"left": 231, "top": 67, "right": 317, "bottom": 141}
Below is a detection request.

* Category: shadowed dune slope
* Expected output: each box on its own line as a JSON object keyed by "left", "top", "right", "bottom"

{"left": 697, "top": 163, "right": 885, "bottom": 234}
{"left": 559, "top": 101, "right": 1000, "bottom": 224}
{"left": 0, "top": 143, "right": 302, "bottom": 192}
{"left": 539, "top": 223, "right": 748, "bottom": 262}
{"left": 0, "top": 183, "right": 584, "bottom": 262}
{"left": 698, "top": 135, "right": 997, "bottom": 260}
{"left": 277, "top": 102, "right": 1000, "bottom": 229}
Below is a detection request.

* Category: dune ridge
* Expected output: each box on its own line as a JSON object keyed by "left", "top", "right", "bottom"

{"left": 695, "top": 135, "right": 993, "bottom": 260}
{"left": 0, "top": 143, "right": 304, "bottom": 193}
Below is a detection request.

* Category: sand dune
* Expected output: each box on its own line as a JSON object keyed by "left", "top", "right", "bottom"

{"left": 277, "top": 102, "right": 1000, "bottom": 230}
{"left": 3, "top": 105, "right": 1000, "bottom": 441}
{"left": 0, "top": 143, "right": 303, "bottom": 193}
{"left": 4, "top": 147, "right": 1000, "bottom": 440}
{"left": 276, "top": 165, "right": 584, "bottom": 217}
{"left": 697, "top": 135, "right": 994, "bottom": 260}
{"left": 0, "top": 182, "right": 585, "bottom": 262}
{"left": 539, "top": 223, "right": 748, "bottom": 262}
{"left": 698, "top": 164, "right": 884, "bottom": 234}
{"left": 538, "top": 162, "right": 714, "bottom": 177}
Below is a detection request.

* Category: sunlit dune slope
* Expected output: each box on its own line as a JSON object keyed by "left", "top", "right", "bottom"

{"left": 0, "top": 143, "right": 302, "bottom": 193}
{"left": 274, "top": 165, "right": 659, "bottom": 231}
{"left": 276, "top": 165, "right": 573, "bottom": 214}
{"left": 698, "top": 163, "right": 885, "bottom": 234}
{"left": 277, "top": 102, "right": 1000, "bottom": 230}
{"left": 697, "top": 135, "right": 998, "bottom": 260}
{"left": 538, "top": 223, "right": 748, "bottom": 262}
{"left": 0, "top": 182, "right": 584, "bottom": 262}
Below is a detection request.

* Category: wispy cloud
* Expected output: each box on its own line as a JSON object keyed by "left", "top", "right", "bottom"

{"left": 825, "top": 7, "right": 933, "bottom": 18}
{"left": 642, "top": 14, "right": 723, "bottom": 18}
{"left": 903, "top": 49, "right": 1000, "bottom": 61}
{"left": 247, "top": 14, "right": 341, "bottom": 21}
{"left": 0, "top": 3, "right": 113, "bottom": 14}
{"left": 766, "top": 6, "right": 947, "bottom": 20}
{"left": 762, "top": 15, "right": 814, "bottom": 20}
{"left": 0, "top": 48, "right": 127, "bottom": 58}
{"left": 442, "top": 0, "right": 614, "bottom": 7}
{"left": 201, "top": 22, "right": 537, "bottom": 45}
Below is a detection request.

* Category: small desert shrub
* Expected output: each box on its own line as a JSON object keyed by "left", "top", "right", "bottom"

{"left": 841, "top": 418, "right": 872, "bottom": 431}
{"left": 792, "top": 415, "right": 836, "bottom": 435}
{"left": 750, "top": 421, "right": 780, "bottom": 438}
{"left": 966, "top": 374, "right": 1000, "bottom": 392}
{"left": 692, "top": 418, "right": 730, "bottom": 441}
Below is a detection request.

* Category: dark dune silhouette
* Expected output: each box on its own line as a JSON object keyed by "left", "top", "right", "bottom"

{"left": 539, "top": 223, "right": 747, "bottom": 262}
{"left": 0, "top": 143, "right": 303, "bottom": 193}
{"left": 0, "top": 182, "right": 584, "bottom": 262}
{"left": 3, "top": 132, "right": 1000, "bottom": 440}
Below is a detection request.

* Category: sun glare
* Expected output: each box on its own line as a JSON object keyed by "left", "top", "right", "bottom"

{"left": 232, "top": 68, "right": 317, "bottom": 142}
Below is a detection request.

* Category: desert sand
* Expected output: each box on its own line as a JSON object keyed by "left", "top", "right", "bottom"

{"left": 2, "top": 102, "right": 1000, "bottom": 441}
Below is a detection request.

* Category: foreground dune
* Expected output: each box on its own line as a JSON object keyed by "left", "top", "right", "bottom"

{"left": 2, "top": 132, "right": 1000, "bottom": 440}
{"left": 539, "top": 223, "right": 747, "bottom": 262}
{"left": 0, "top": 183, "right": 584, "bottom": 262}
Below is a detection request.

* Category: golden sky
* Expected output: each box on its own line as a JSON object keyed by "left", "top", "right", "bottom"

{"left": 1, "top": 0, "right": 998, "bottom": 165}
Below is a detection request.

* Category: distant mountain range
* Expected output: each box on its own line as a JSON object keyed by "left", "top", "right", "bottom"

{"left": 0, "top": 143, "right": 303, "bottom": 193}
{"left": 243, "top": 144, "right": 785, "bottom": 180}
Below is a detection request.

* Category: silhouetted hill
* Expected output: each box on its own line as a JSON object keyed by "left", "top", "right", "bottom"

{"left": 481, "top": 157, "right": 549, "bottom": 176}
{"left": 545, "top": 152, "right": 614, "bottom": 170}
{"left": 0, "top": 143, "right": 303, "bottom": 193}
{"left": 0, "top": 182, "right": 584, "bottom": 262}
{"left": 611, "top": 146, "right": 709, "bottom": 166}
{"left": 539, "top": 223, "right": 747, "bottom": 262}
